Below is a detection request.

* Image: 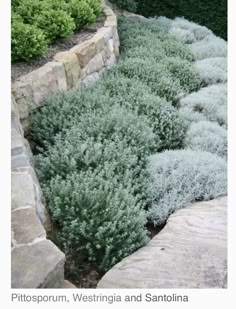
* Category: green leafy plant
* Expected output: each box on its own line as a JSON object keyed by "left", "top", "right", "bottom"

{"left": 11, "top": 14, "right": 48, "bottom": 61}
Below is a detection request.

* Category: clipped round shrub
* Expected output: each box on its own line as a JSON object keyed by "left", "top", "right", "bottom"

{"left": 11, "top": 15, "right": 47, "bottom": 61}
{"left": 190, "top": 34, "right": 227, "bottom": 60}
{"left": 115, "top": 58, "right": 184, "bottom": 102}
{"left": 13, "top": 0, "right": 44, "bottom": 23}
{"left": 33, "top": 8, "right": 75, "bottom": 43}
{"left": 147, "top": 150, "right": 227, "bottom": 225}
{"left": 29, "top": 88, "right": 111, "bottom": 148}
{"left": 86, "top": 0, "right": 102, "bottom": 16}
{"left": 161, "top": 57, "right": 202, "bottom": 92}
{"left": 160, "top": 38, "right": 194, "bottom": 62}
{"left": 34, "top": 105, "right": 156, "bottom": 184}
{"left": 194, "top": 57, "right": 227, "bottom": 85}
{"left": 44, "top": 168, "right": 148, "bottom": 271}
{"left": 67, "top": 0, "right": 96, "bottom": 29}
{"left": 185, "top": 121, "right": 227, "bottom": 159}
{"left": 179, "top": 83, "right": 227, "bottom": 127}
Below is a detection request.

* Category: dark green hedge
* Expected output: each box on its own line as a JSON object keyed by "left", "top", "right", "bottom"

{"left": 136, "top": 0, "right": 227, "bottom": 40}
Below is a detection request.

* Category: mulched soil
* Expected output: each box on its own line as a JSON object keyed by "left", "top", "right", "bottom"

{"left": 11, "top": 14, "right": 106, "bottom": 82}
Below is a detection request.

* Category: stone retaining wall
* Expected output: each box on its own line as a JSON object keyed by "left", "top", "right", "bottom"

{"left": 11, "top": 0, "right": 120, "bottom": 288}
{"left": 12, "top": 0, "right": 119, "bottom": 125}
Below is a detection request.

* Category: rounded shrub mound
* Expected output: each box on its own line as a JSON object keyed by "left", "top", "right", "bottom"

{"left": 147, "top": 150, "right": 227, "bottom": 225}
{"left": 33, "top": 8, "right": 75, "bottom": 43}
{"left": 185, "top": 121, "right": 227, "bottom": 159}
{"left": 179, "top": 83, "right": 227, "bottom": 127}
{"left": 45, "top": 168, "right": 148, "bottom": 271}
{"left": 11, "top": 14, "right": 48, "bottom": 61}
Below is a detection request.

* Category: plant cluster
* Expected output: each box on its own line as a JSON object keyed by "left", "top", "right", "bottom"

{"left": 30, "top": 17, "right": 227, "bottom": 272}
{"left": 12, "top": 0, "right": 101, "bottom": 61}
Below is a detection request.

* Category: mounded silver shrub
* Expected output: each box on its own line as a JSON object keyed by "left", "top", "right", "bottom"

{"left": 147, "top": 150, "right": 227, "bottom": 225}
{"left": 194, "top": 57, "right": 227, "bottom": 85}
{"left": 185, "top": 121, "right": 227, "bottom": 159}
{"left": 179, "top": 83, "right": 227, "bottom": 127}
{"left": 45, "top": 168, "right": 149, "bottom": 271}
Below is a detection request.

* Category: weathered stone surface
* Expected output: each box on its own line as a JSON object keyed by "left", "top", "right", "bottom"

{"left": 98, "top": 197, "right": 227, "bottom": 289}
{"left": 11, "top": 129, "right": 24, "bottom": 156}
{"left": 48, "top": 61, "right": 67, "bottom": 91}
{"left": 11, "top": 207, "right": 46, "bottom": 245}
{"left": 11, "top": 173, "right": 36, "bottom": 210}
{"left": 104, "top": 15, "right": 117, "bottom": 28}
{"left": 97, "top": 26, "right": 113, "bottom": 43}
{"left": 22, "top": 63, "right": 58, "bottom": 107}
{"left": 12, "top": 80, "right": 34, "bottom": 119}
{"left": 11, "top": 153, "right": 31, "bottom": 170}
{"left": 11, "top": 240, "right": 65, "bottom": 288}
{"left": 106, "top": 54, "right": 116, "bottom": 69}
{"left": 54, "top": 52, "right": 81, "bottom": 89}
{"left": 71, "top": 41, "right": 96, "bottom": 68}
{"left": 61, "top": 280, "right": 77, "bottom": 289}
{"left": 82, "top": 72, "right": 100, "bottom": 87}
{"left": 90, "top": 33, "right": 106, "bottom": 53}
{"left": 81, "top": 53, "right": 105, "bottom": 78}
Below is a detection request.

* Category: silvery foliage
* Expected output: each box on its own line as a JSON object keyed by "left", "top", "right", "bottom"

{"left": 194, "top": 57, "right": 227, "bottom": 85}
{"left": 185, "top": 121, "right": 227, "bottom": 159}
{"left": 156, "top": 16, "right": 212, "bottom": 44}
{"left": 147, "top": 150, "right": 227, "bottom": 225}
{"left": 179, "top": 83, "right": 227, "bottom": 127}
{"left": 190, "top": 34, "right": 227, "bottom": 60}
{"left": 45, "top": 168, "right": 149, "bottom": 271}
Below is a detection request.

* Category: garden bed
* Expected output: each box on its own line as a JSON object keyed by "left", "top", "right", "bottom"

{"left": 11, "top": 13, "right": 106, "bottom": 82}
{"left": 27, "top": 15, "right": 227, "bottom": 288}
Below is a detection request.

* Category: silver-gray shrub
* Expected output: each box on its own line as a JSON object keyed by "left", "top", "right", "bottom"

{"left": 44, "top": 168, "right": 149, "bottom": 271}
{"left": 194, "top": 57, "right": 227, "bottom": 85}
{"left": 147, "top": 150, "right": 227, "bottom": 225}
{"left": 185, "top": 121, "right": 227, "bottom": 159}
{"left": 179, "top": 83, "right": 227, "bottom": 127}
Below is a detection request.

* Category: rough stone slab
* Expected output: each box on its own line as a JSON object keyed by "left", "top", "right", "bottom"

{"left": 106, "top": 54, "right": 116, "bottom": 69}
{"left": 11, "top": 129, "right": 24, "bottom": 156}
{"left": 71, "top": 41, "right": 96, "bottom": 68}
{"left": 54, "top": 52, "right": 81, "bottom": 89}
{"left": 98, "top": 197, "right": 227, "bottom": 289}
{"left": 11, "top": 153, "right": 31, "bottom": 170}
{"left": 90, "top": 33, "right": 106, "bottom": 53}
{"left": 11, "top": 240, "right": 65, "bottom": 288}
{"left": 11, "top": 172, "right": 36, "bottom": 210}
{"left": 81, "top": 53, "right": 105, "bottom": 78}
{"left": 11, "top": 207, "right": 46, "bottom": 245}
{"left": 61, "top": 280, "right": 77, "bottom": 289}
{"left": 12, "top": 80, "right": 34, "bottom": 120}
{"left": 82, "top": 72, "right": 100, "bottom": 88}
{"left": 97, "top": 27, "right": 113, "bottom": 43}
{"left": 21, "top": 63, "right": 58, "bottom": 107}
{"left": 49, "top": 61, "right": 67, "bottom": 91}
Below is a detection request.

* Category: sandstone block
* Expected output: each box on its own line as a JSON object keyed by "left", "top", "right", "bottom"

{"left": 48, "top": 61, "right": 67, "bottom": 91}
{"left": 11, "top": 207, "right": 46, "bottom": 245}
{"left": 71, "top": 41, "right": 96, "bottom": 68}
{"left": 97, "top": 27, "right": 113, "bottom": 43}
{"left": 81, "top": 53, "right": 105, "bottom": 78}
{"left": 11, "top": 240, "right": 65, "bottom": 288}
{"left": 21, "top": 63, "right": 58, "bottom": 107}
{"left": 82, "top": 73, "right": 100, "bottom": 88}
{"left": 54, "top": 52, "right": 81, "bottom": 89}
{"left": 12, "top": 80, "right": 34, "bottom": 120}
{"left": 11, "top": 172, "right": 36, "bottom": 210}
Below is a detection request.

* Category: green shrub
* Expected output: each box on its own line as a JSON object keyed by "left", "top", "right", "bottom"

{"left": 86, "top": 0, "right": 101, "bottom": 16}
{"left": 147, "top": 150, "right": 227, "bottom": 225}
{"left": 34, "top": 105, "right": 156, "bottom": 184}
{"left": 66, "top": 0, "right": 96, "bottom": 29}
{"left": 185, "top": 121, "right": 227, "bottom": 159}
{"left": 13, "top": 0, "right": 44, "bottom": 23}
{"left": 11, "top": 14, "right": 47, "bottom": 61}
{"left": 33, "top": 8, "right": 75, "bottom": 43}
{"left": 115, "top": 58, "right": 184, "bottom": 102}
{"left": 44, "top": 168, "right": 148, "bottom": 271}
